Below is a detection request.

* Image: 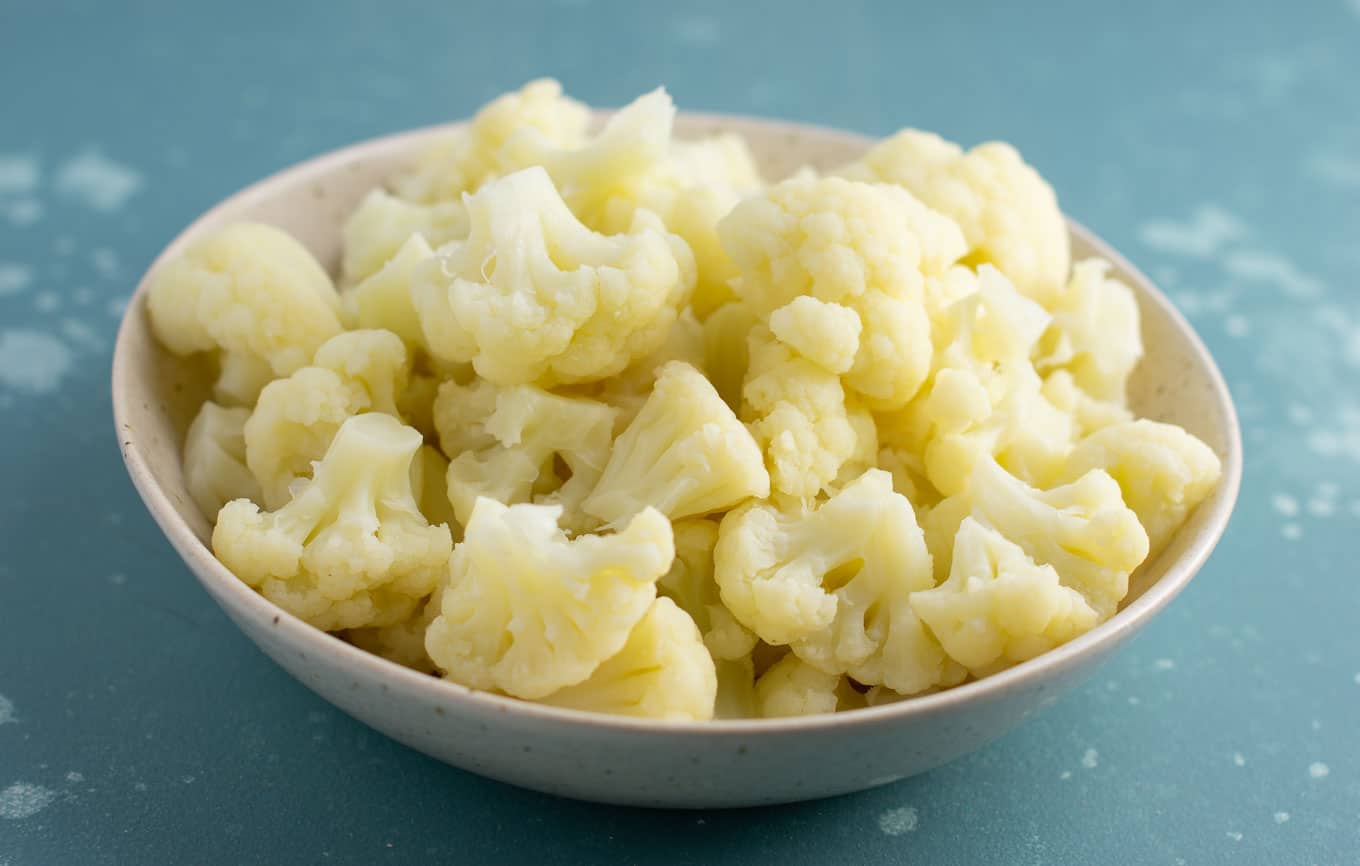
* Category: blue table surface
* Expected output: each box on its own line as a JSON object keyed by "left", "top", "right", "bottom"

{"left": 2, "top": 1, "right": 1357, "bottom": 863}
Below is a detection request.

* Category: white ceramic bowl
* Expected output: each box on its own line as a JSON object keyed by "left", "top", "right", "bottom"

{"left": 112, "top": 113, "right": 1242, "bottom": 808}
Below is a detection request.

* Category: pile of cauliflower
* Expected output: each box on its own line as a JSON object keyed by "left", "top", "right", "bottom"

{"left": 147, "top": 80, "right": 1222, "bottom": 721}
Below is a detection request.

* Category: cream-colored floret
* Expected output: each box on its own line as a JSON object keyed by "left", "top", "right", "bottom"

{"left": 344, "top": 233, "right": 436, "bottom": 350}
{"left": 1035, "top": 258, "right": 1143, "bottom": 402}
{"left": 583, "top": 361, "right": 768, "bottom": 525}
{"left": 411, "top": 166, "right": 695, "bottom": 386}
{"left": 657, "top": 519, "right": 757, "bottom": 661}
{"left": 213, "top": 414, "right": 452, "bottom": 631}
{"left": 540, "top": 597, "right": 717, "bottom": 720}
{"left": 183, "top": 402, "right": 261, "bottom": 520}
{"left": 911, "top": 517, "right": 1099, "bottom": 675}
{"left": 145, "top": 222, "right": 343, "bottom": 405}
{"left": 340, "top": 190, "right": 468, "bottom": 285}
{"left": 424, "top": 499, "right": 673, "bottom": 699}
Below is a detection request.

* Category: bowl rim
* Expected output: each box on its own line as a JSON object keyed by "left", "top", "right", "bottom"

{"left": 111, "top": 111, "right": 1243, "bottom": 736}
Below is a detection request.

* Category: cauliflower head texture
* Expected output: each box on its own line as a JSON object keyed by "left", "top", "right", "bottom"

{"left": 411, "top": 166, "right": 695, "bottom": 386}
{"left": 657, "top": 518, "right": 757, "bottom": 661}
{"left": 424, "top": 499, "right": 673, "bottom": 699}
{"left": 911, "top": 517, "right": 1099, "bottom": 675}
{"left": 244, "top": 330, "right": 410, "bottom": 509}
{"left": 340, "top": 190, "right": 468, "bottom": 285}
{"left": 925, "top": 458, "right": 1149, "bottom": 619}
{"left": 540, "top": 597, "right": 718, "bottom": 720}
{"left": 840, "top": 129, "right": 1069, "bottom": 305}
{"left": 146, "top": 222, "right": 343, "bottom": 405}
{"left": 183, "top": 402, "right": 261, "bottom": 520}
{"left": 583, "top": 361, "right": 768, "bottom": 526}
{"left": 344, "top": 233, "right": 436, "bottom": 351}
{"left": 1036, "top": 258, "right": 1143, "bottom": 402}
{"left": 213, "top": 413, "right": 453, "bottom": 631}
{"left": 433, "top": 377, "right": 618, "bottom": 531}
{"left": 1062, "top": 419, "right": 1222, "bottom": 558}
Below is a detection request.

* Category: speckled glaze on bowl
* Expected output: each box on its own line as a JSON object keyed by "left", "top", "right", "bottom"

{"left": 111, "top": 113, "right": 1242, "bottom": 809}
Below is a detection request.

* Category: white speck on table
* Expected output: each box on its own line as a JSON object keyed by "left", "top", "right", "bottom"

{"left": 54, "top": 149, "right": 144, "bottom": 212}
{"left": 0, "top": 782, "right": 58, "bottom": 820}
{"left": 877, "top": 806, "right": 919, "bottom": 836}
{"left": 1274, "top": 811, "right": 1290, "bottom": 824}
{"left": 1272, "top": 493, "right": 1300, "bottom": 516}
{"left": 1081, "top": 749, "right": 1099, "bottom": 769}
{"left": 0, "top": 330, "right": 73, "bottom": 394}
{"left": 1308, "top": 762, "right": 1329, "bottom": 779}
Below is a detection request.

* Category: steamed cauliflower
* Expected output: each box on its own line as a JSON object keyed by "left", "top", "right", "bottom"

{"left": 925, "top": 458, "right": 1149, "bottom": 619}
{"left": 657, "top": 519, "right": 757, "bottom": 661}
{"left": 424, "top": 499, "right": 673, "bottom": 699}
{"left": 340, "top": 190, "right": 468, "bottom": 285}
{"left": 411, "top": 166, "right": 695, "bottom": 386}
{"left": 1062, "top": 420, "right": 1222, "bottom": 559}
{"left": 840, "top": 129, "right": 1069, "bottom": 305}
{"left": 146, "top": 222, "right": 343, "bottom": 404}
{"left": 344, "top": 233, "right": 436, "bottom": 350}
{"left": 183, "top": 402, "right": 261, "bottom": 519}
{"left": 213, "top": 413, "right": 453, "bottom": 630}
{"left": 740, "top": 325, "right": 861, "bottom": 499}
{"left": 154, "top": 83, "right": 1225, "bottom": 721}
{"left": 540, "top": 597, "right": 718, "bottom": 720}
{"left": 583, "top": 361, "right": 768, "bottom": 525}
{"left": 911, "top": 517, "right": 1099, "bottom": 675}
{"left": 716, "top": 469, "right": 963, "bottom": 694}
{"left": 392, "top": 78, "right": 590, "bottom": 203}
{"left": 432, "top": 378, "right": 617, "bottom": 531}
{"left": 244, "top": 330, "right": 409, "bottom": 509}
{"left": 1036, "top": 258, "right": 1143, "bottom": 402}
{"left": 719, "top": 175, "right": 966, "bottom": 410}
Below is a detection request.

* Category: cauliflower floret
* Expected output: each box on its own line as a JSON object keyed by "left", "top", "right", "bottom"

{"left": 878, "top": 267, "right": 1073, "bottom": 496}
{"left": 767, "top": 296, "right": 862, "bottom": 375}
{"left": 432, "top": 378, "right": 618, "bottom": 531}
{"left": 540, "top": 597, "right": 718, "bottom": 720}
{"left": 183, "top": 402, "right": 261, "bottom": 520}
{"left": 425, "top": 499, "right": 673, "bottom": 699}
{"left": 1062, "top": 420, "right": 1222, "bottom": 559}
{"left": 657, "top": 519, "right": 757, "bottom": 661}
{"left": 346, "top": 588, "right": 443, "bottom": 674}
{"left": 340, "top": 190, "right": 468, "bottom": 285}
{"left": 392, "top": 78, "right": 590, "bottom": 203}
{"left": 410, "top": 444, "right": 458, "bottom": 532}
{"left": 741, "top": 326, "right": 860, "bottom": 499}
{"left": 146, "top": 222, "right": 343, "bottom": 405}
{"left": 244, "top": 330, "right": 410, "bottom": 509}
{"left": 924, "top": 458, "right": 1149, "bottom": 619}
{"left": 1041, "top": 370, "right": 1133, "bottom": 437}
{"left": 504, "top": 87, "right": 676, "bottom": 228}
{"left": 583, "top": 361, "right": 769, "bottom": 525}
{"left": 840, "top": 129, "right": 1069, "bottom": 305}
{"left": 754, "top": 654, "right": 862, "bottom": 718}
{"left": 702, "top": 301, "right": 759, "bottom": 411}
{"left": 911, "top": 517, "right": 1099, "bottom": 675}
{"left": 585, "top": 308, "right": 706, "bottom": 432}
{"left": 716, "top": 469, "right": 963, "bottom": 694}
{"left": 344, "top": 234, "right": 436, "bottom": 351}
{"left": 719, "top": 175, "right": 965, "bottom": 410}
{"left": 1035, "top": 258, "right": 1143, "bottom": 402}
{"left": 411, "top": 166, "right": 695, "bottom": 386}
{"left": 213, "top": 413, "right": 453, "bottom": 630}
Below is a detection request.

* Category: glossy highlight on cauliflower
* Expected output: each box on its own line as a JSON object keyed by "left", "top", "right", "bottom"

{"left": 411, "top": 166, "right": 695, "bottom": 386}
{"left": 146, "top": 222, "right": 344, "bottom": 404}
{"left": 213, "top": 413, "right": 453, "bottom": 631}
{"left": 424, "top": 499, "right": 673, "bottom": 699}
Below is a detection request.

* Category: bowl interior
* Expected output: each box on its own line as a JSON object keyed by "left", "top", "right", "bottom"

{"left": 113, "top": 112, "right": 1241, "bottom": 699}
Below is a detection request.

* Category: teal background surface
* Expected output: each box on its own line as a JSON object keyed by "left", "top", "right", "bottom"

{"left": 2, "top": 1, "right": 1357, "bottom": 863}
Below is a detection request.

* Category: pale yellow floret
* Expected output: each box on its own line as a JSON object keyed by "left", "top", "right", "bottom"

{"left": 583, "top": 361, "right": 768, "bottom": 525}
{"left": 424, "top": 499, "right": 673, "bottom": 699}
{"left": 340, "top": 190, "right": 468, "bottom": 285}
{"left": 244, "top": 330, "right": 409, "bottom": 509}
{"left": 767, "top": 297, "right": 862, "bottom": 375}
{"left": 213, "top": 414, "right": 452, "bottom": 631}
{"left": 911, "top": 517, "right": 1099, "bottom": 675}
{"left": 1035, "top": 258, "right": 1143, "bottom": 402}
{"left": 183, "top": 402, "right": 261, "bottom": 520}
{"left": 840, "top": 129, "right": 1069, "bottom": 305}
{"left": 540, "top": 597, "right": 718, "bottom": 720}
{"left": 345, "top": 233, "right": 436, "bottom": 350}
{"left": 657, "top": 519, "right": 757, "bottom": 661}
{"left": 924, "top": 458, "right": 1149, "bottom": 619}
{"left": 432, "top": 378, "right": 617, "bottom": 532}
{"left": 146, "top": 222, "right": 343, "bottom": 405}
{"left": 1062, "top": 420, "right": 1222, "bottom": 559}
{"left": 411, "top": 166, "right": 695, "bottom": 386}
